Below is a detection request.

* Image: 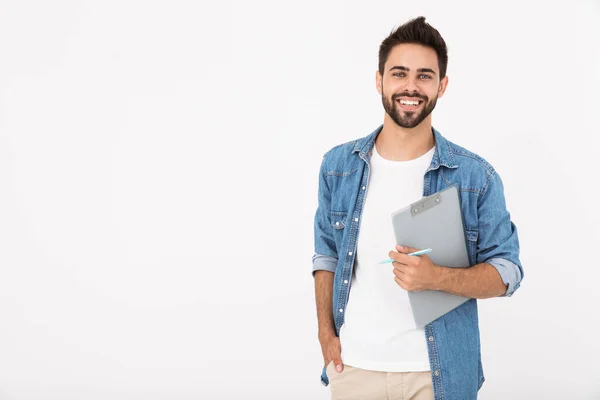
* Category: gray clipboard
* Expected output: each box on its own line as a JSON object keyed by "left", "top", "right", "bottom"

{"left": 391, "top": 185, "right": 471, "bottom": 328}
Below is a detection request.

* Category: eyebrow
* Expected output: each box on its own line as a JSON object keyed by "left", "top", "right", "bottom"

{"left": 389, "top": 66, "right": 436, "bottom": 75}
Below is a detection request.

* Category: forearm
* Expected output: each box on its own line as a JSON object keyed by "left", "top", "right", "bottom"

{"left": 314, "top": 270, "right": 336, "bottom": 339}
{"left": 435, "top": 262, "right": 507, "bottom": 299}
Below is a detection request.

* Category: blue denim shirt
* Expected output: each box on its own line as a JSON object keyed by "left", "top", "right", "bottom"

{"left": 312, "top": 125, "right": 523, "bottom": 400}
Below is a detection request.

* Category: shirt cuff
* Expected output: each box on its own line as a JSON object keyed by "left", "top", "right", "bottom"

{"left": 485, "top": 257, "right": 523, "bottom": 297}
{"left": 312, "top": 254, "right": 338, "bottom": 276}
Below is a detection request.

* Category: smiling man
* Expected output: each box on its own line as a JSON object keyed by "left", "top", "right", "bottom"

{"left": 312, "top": 17, "right": 523, "bottom": 400}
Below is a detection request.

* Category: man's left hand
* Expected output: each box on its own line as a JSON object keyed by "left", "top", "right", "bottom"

{"left": 389, "top": 245, "right": 442, "bottom": 292}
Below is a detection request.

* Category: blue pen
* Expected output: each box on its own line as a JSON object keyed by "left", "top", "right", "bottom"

{"left": 378, "top": 248, "right": 433, "bottom": 264}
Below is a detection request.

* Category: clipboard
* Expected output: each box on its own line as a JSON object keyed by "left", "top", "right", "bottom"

{"left": 390, "top": 185, "right": 472, "bottom": 328}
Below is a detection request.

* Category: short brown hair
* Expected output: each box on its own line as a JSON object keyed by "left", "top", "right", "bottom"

{"left": 378, "top": 16, "right": 448, "bottom": 79}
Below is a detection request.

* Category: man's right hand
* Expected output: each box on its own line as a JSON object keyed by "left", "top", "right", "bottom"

{"left": 319, "top": 333, "right": 344, "bottom": 373}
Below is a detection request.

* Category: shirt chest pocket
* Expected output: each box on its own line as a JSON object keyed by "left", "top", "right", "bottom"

{"left": 330, "top": 211, "right": 347, "bottom": 249}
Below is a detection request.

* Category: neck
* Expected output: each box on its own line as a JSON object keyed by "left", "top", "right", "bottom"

{"left": 375, "top": 114, "right": 435, "bottom": 161}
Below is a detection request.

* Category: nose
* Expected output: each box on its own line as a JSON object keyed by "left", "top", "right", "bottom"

{"left": 401, "top": 76, "right": 419, "bottom": 94}
{"left": 401, "top": 74, "right": 419, "bottom": 94}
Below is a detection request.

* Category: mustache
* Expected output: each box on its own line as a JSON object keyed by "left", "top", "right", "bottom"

{"left": 392, "top": 93, "right": 428, "bottom": 101}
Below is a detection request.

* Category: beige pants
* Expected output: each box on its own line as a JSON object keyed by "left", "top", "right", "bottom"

{"left": 326, "top": 362, "right": 434, "bottom": 400}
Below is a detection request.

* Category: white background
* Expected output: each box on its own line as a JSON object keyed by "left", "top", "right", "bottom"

{"left": 1, "top": 0, "right": 599, "bottom": 399}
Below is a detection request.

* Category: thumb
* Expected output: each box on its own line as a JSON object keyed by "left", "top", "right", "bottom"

{"left": 333, "top": 355, "right": 344, "bottom": 372}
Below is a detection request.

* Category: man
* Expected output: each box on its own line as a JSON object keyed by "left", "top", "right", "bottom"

{"left": 312, "top": 16, "right": 523, "bottom": 400}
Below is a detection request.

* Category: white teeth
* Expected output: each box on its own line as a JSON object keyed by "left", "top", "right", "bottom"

{"left": 399, "top": 100, "right": 420, "bottom": 106}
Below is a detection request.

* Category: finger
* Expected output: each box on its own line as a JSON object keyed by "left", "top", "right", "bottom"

{"left": 396, "top": 245, "right": 419, "bottom": 254}
{"left": 388, "top": 249, "right": 401, "bottom": 262}
{"left": 389, "top": 250, "right": 411, "bottom": 264}
{"left": 394, "top": 267, "right": 414, "bottom": 283}
{"left": 394, "top": 276, "right": 409, "bottom": 290}
{"left": 332, "top": 354, "right": 344, "bottom": 372}
{"left": 395, "top": 276, "right": 417, "bottom": 291}
{"left": 392, "top": 265, "right": 406, "bottom": 279}
{"left": 394, "top": 253, "right": 416, "bottom": 265}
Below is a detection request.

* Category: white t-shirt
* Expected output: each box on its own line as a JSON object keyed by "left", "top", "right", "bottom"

{"left": 339, "top": 143, "right": 435, "bottom": 372}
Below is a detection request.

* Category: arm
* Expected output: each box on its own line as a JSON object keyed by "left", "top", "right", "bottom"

{"left": 440, "top": 170, "right": 524, "bottom": 298}
{"left": 312, "top": 155, "right": 338, "bottom": 275}
{"left": 312, "top": 155, "right": 344, "bottom": 371}
{"left": 314, "top": 270, "right": 336, "bottom": 339}
{"left": 312, "top": 154, "right": 338, "bottom": 333}
{"left": 391, "top": 246, "right": 507, "bottom": 299}
{"left": 435, "top": 262, "right": 507, "bottom": 299}
{"left": 392, "top": 170, "right": 523, "bottom": 298}
{"left": 314, "top": 269, "right": 344, "bottom": 372}
{"left": 472, "top": 170, "right": 523, "bottom": 297}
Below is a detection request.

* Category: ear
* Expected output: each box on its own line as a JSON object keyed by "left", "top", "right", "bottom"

{"left": 375, "top": 70, "right": 383, "bottom": 95}
{"left": 437, "top": 75, "right": 449, "bottom": 98}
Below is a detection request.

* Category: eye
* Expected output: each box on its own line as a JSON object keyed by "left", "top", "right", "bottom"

{"left": 419, "top": 74, "right": 432, "bottom": 79}
{"left": 392, "top": 72, "right": 406, "bottom": 77}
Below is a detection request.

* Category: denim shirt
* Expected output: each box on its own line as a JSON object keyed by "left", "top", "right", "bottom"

{"left": 312, "top": 125, "right": 523, "bottom": 400}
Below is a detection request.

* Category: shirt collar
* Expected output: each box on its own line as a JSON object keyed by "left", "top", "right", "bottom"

{"left": 352, "top": 124, "right": 458, "bottom": 170}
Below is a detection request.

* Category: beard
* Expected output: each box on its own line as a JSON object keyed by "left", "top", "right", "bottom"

{"left": 382, "top": 91, "right": 438, "bottom": 129}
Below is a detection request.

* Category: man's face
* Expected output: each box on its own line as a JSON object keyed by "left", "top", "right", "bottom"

{"left": 376, "top": 43, "right": 448, "bottom": 128}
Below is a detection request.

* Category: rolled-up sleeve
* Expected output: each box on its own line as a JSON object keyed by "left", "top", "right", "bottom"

{"left": 486, "top": 257, "right": 522, "bottom": 297}
{"left": 312, "top": 155, "right": 339, "bottom": 277}
{"left": 476, "top": 171, "right": 524, "bottom": 297}
{"left": 312, "top": 254, "right": 338, "bottom": 275}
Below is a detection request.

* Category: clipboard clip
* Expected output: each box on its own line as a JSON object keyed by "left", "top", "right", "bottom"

{"left": 410, "top": 193, "right": 442, "bottom": 217}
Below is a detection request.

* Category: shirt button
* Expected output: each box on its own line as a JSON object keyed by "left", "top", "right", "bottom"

{"left": 362, "top": 186, "right": 366, "bottom": 190}
{"left": 348, "top": 252, "right": 353, "bottom": 256}
{"left": 335, "top": 222, "right": 340, "bottom": 226}
{"left": 429, "top": 336, "right": 434, "bottom": 342}
{"left": 354, "top": 218, "right": 358, "bottom": 222}
{"left": 434, "top": 370, "right": 439, "bottom": 376}
{"left": 344, "top": 280, "right": 348, "bottom": 284}
{"left": 339, "top": 309, "right": 343, "bottom": 313}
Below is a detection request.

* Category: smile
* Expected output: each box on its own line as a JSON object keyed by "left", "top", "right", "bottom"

{"left": 399, "top": 99, "right": 421, "bottom": 106}
{"left": 396, "top": 98, "right": 424, "bottom": 110}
